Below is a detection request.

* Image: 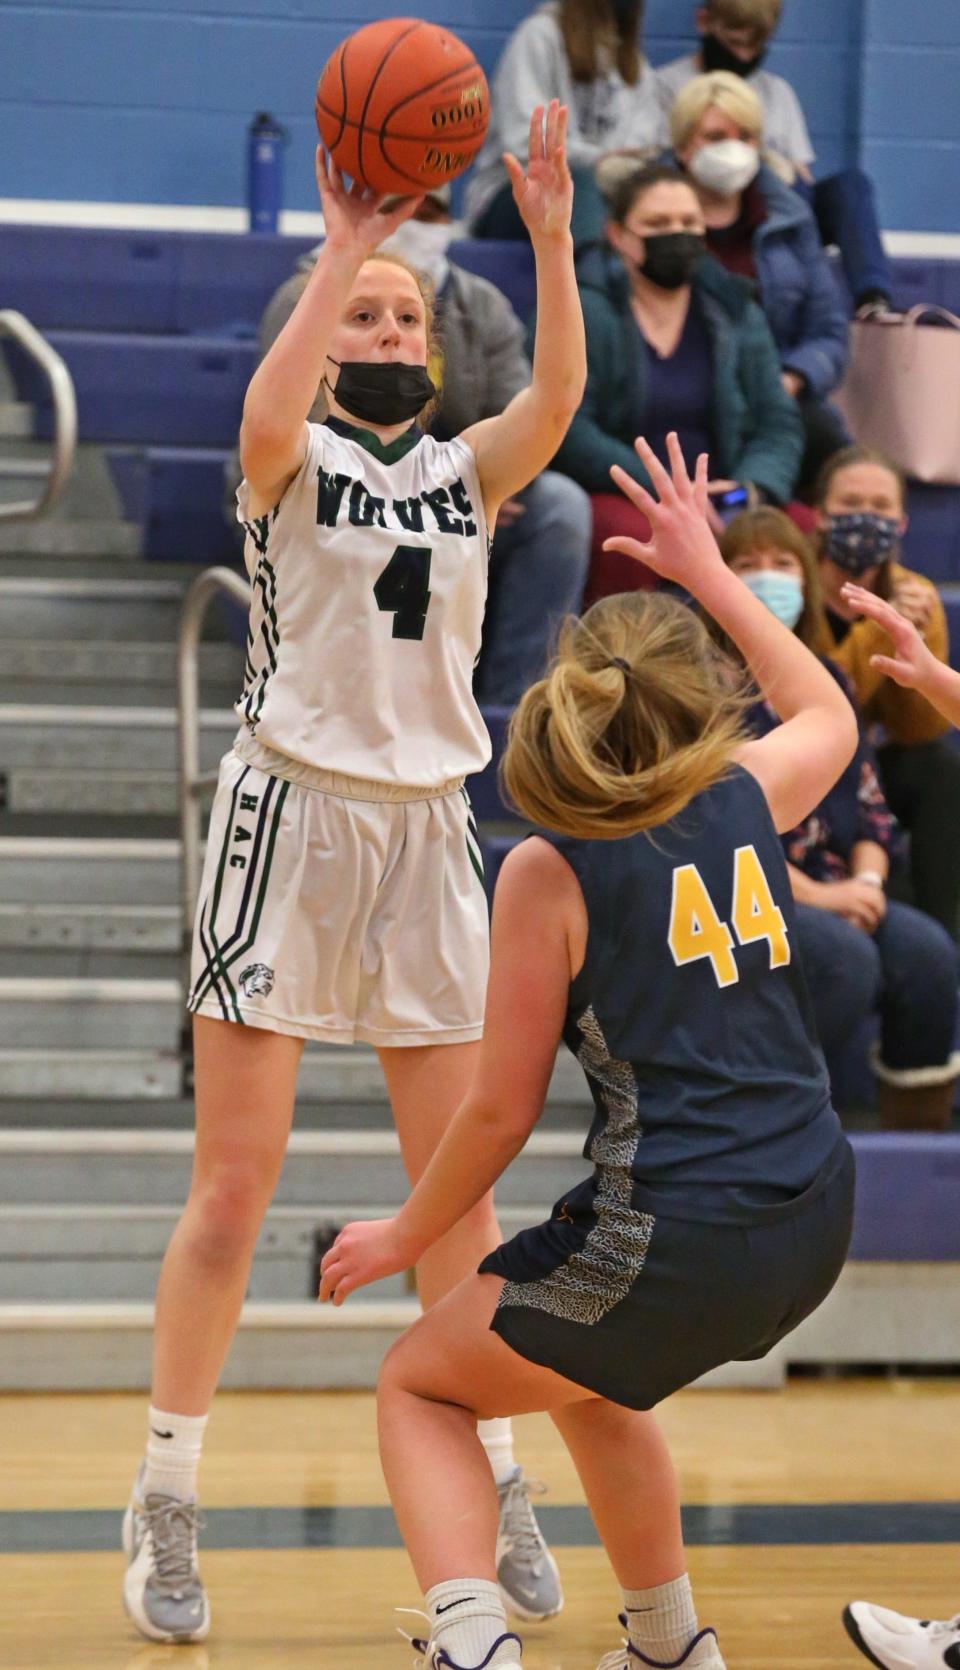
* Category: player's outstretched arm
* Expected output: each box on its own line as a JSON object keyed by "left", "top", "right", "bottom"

{"left": 240, "top": 150, "right": 421, "bottom": 507}
{"left": 317, "top": 840, "right": 578, "bottom": 1305}
{"left": 604, "top": 434, "right": 858, "bottom": 832}
{"left": 840, "top": 582, "right": 960, "bottom": 726}
{"left": 461, "top": 102, "right": 586, "bottom": 519}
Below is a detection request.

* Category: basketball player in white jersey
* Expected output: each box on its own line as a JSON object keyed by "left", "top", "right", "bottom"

{"left": 121, "top": 101, "right": 586, "bottom": 1644}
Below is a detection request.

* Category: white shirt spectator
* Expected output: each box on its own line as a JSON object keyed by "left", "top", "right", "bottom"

{"left": 658, "top": 52, "right": 815, "bottom": 169}
{"left": 465, "top": 1, "right": 667, "bottom": 231}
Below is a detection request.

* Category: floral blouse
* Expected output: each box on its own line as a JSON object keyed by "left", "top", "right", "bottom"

{"left": 746, "top": 659, "right": 901, "bottom": 884}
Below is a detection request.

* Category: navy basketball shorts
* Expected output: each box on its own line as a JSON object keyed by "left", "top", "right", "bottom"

{"left": 479, "top": 1139, "right": 855, "bottom": 1409}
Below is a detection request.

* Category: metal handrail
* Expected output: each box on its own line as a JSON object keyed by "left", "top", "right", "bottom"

{"left": 177, "top": 565, "right": 251, "bottom": 967}
{"left": 0, "top": 310, "right": 77, "bottom": 523}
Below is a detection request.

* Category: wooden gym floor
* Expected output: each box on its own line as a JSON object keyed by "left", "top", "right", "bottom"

{"left": 2, "top": 1379, "right": 959, "bottom": 1669}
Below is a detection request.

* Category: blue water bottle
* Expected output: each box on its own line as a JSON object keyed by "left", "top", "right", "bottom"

{"left": 247, "top": 112, "right": 288, "bottom": 234}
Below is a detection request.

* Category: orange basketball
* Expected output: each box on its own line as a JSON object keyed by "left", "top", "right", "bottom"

{"left": 315, "top": 17, "right": 489, "bottom": 196}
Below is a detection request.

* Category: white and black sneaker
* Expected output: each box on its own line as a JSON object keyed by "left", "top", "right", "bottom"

{"left": 122, "top": 1463, "right": 210, "bottom": 1642}
{"left": 844, "top": 1600, "right": 960, "bottom": 1668}
{"left": 595, "top": 1616, "right": 726, "bottom": 1668}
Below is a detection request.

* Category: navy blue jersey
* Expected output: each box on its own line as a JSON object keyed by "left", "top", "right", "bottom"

{"left": 544, "top": 764, "right": 844, "bottom": 1225}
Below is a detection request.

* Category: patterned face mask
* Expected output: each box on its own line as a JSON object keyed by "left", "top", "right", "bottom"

{"left": 822, "top": 512, "right": 900, "bottom": 575}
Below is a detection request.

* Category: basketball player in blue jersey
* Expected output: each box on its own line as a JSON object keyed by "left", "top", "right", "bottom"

{"left": 319, "top": 434, "right": 860, "bottom": 1670}
{"left": 122, "top": 102, "right": 585, "bottom": 1643}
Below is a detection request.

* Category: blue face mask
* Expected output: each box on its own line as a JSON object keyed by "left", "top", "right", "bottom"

{"left": 740, "top": 569, "right": 804, "bottom": 630}
{"left": 823, "top": 511, "right": 899, "bottom": 576}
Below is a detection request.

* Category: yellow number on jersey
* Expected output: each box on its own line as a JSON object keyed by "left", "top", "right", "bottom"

{"left": 731, "top": 844, "right": 791, "bottom": 969}
{"left": 668, "top": 864, "right": 739, "bottom": 988}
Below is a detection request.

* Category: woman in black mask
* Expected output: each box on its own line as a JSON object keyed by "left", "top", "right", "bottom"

{"left": 813, "top": 446, "right": 960, "bottom": 942}
{"left": 551, "top": 161, "right": 802, "bottom": 603}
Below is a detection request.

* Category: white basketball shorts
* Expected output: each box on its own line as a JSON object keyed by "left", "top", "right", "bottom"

{"left": 187, "top": 750, "right": 489, "bottom": 1046}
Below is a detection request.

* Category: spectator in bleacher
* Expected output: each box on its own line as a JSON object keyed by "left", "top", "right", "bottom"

{"left": 657, "top": 0, "right": 895, "bottom": 315}
{"left": 719, "top": 507, "right": 960, "bottom": 1131}
{"left": 552, "top": 161, "right": 802, "bottom": 605}
{"left": 813, "top": 446, "right": 960, "bottom": 943}
{"left": 667, "top": 71, "right": 849, "bottom": 497}
{"left": 464, "top": 0, "right": 666, "bottom": 241}
{"left": 251, "top": 186, "right": 591, "bottom": 706}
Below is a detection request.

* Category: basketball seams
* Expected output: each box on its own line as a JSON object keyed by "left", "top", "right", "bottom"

{"left": 355, "top": 17, "right": 424, "bottom": 190}
{"left": 314, "top": 99, "right": 486, "bottom": 151}
{"left": 377, "top": 56, "right": 484, "bottom": 130}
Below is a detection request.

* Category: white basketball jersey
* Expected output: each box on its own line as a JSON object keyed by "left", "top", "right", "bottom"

{"left": 235, "top": 420, "right": 492, "bottom": 788}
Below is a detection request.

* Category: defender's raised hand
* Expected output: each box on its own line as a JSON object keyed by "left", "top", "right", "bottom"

{"left": 604, "top": 433, "right": 724, "bottom": 589}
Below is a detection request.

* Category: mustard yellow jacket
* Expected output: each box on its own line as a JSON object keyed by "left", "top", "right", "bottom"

{"left": 816, "top": 563, "right": 950, "bottom": 745}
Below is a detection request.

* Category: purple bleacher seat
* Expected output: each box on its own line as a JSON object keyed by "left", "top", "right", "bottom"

{"left": 448, "top": 238, "right": 536, "bottom": 324}
{"left": 903, "top": 484, "right": 960, "bottom": 584}
{"left": 8, "top": 331, "right": 257, "bottom": 446}
{"left": 467, "top": 705, "right": 517, "bottom": 823}
{"left": 0, "top": 224, "right": 179, "bottom": 332}
{"left": 846, "top": 1133, "right": 960, "bottom": 1259}
{"left": 173, "top": 232, "right": 317, "bottom": 333}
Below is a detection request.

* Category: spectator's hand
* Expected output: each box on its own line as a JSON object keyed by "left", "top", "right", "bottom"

{"left": 605, "top": 434, "right": 724, "bottom": 588}
{"left": 781, "top": 370, "right": 806, "bottom": 400}
{"left": 841, "top": 583, "right": 940, "bottom": 688}
{"left": 818, "top": 877, "right": 886, "bottom": 934}
{"left": 504, "top": 101, "right": 573, "bottom": 244}
{"left": 495, "top": 498, "right": 527, "bottom": 529}
{"left": 315, "top": 147, "right": 423, "bottom": 256}
{"left": 318, "top": 1216, "right": 411, "bottom": 1305}
{"left": 891, "top": 577, "right": 934, "bottom": 633}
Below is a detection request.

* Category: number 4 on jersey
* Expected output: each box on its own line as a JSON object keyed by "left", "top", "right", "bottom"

{"left": 374, "top": 544, "right": 432, "bottom": 641}
{"left": 668, "top": 844, "right": 790, "bottom": 988}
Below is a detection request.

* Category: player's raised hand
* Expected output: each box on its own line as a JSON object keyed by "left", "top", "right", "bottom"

{"left": 840, "top": 582, "right": 939, "bottom": 688}
{"left": 503, "top": 101, "right": 573, "bottom": 242}
{"left": 318, "top": 1216, "right": 411, "bottom": 1306}
{"left": 603, "top": 433, "right": 725, "bottom": 588}
{"left": 315, "top": 146, "right": 423, "bottom": 255}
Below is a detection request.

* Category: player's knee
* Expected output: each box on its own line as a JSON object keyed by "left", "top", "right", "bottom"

{"left": 377, "top": 1333, "right": 415, "bottom": 1401}
{"left": 186, "top": 1165, "right": 270, "bottom": 1265}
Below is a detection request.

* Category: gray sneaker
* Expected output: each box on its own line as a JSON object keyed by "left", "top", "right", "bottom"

{"left": 495, "top": 1466, "right": 563, "bottom": 1621}
{"left": 122, "top": 1463, "right": 210, "bottom": 1642}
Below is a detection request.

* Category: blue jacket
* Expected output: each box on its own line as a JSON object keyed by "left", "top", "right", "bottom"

{"left": 547, "top": 237, "right": 803, "bottom": 505}
{"left": 746, "top": 165, "right": 849, "bottom": 400}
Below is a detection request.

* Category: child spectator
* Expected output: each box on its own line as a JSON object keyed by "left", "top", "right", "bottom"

{"left": 669, "top": 70, "right": 849, "bottom": 495}
{"left": 658, "top": 0, "right": 895, "bottom": 314}
{"left": 464, "top": 0, "right": 666, "bottom": 239}
{"left": 719, "top": 507, "right": 960, "bottom": 1131}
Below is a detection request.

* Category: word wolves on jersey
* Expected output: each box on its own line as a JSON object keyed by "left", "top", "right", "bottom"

{"left": 317, "top": 468, "right": 479, "bottom": 536}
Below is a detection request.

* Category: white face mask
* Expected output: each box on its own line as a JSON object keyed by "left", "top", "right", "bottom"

{"left": 379, "top": 218, "right": 459, "bottom": 293}
{"left": 690, "top": 138, "right": 760, "bottom": 197}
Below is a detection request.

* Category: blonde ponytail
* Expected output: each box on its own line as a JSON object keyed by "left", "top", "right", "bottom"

{"left": 502, "top": 592, "right": 749, "bottom": 840}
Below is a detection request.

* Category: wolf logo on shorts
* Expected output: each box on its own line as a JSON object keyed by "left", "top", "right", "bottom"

{"left": 239, "top": 963, "right": 275, "bottom": 999}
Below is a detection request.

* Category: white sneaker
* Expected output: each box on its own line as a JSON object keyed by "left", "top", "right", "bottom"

{"left": 843, "top": 1600, "right": 960, "bottom": 1668}
{"left": 406, "top": 1625, "right": 522, "bottom": 1670}
{"left": 595, "top": 1619, "right": 726, "bottom": 1669}
{"left": 122, "top": 1463, "right": 210, "bottom": 1643}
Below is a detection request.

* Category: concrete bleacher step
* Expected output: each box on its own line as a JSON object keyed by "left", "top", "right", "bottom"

{"left": 0, "top": 638, "right": 242, "bottom": 707}
{"left": 0, "top": 905, "right": 178, "bottom": 954}
{"left": 0, "top": 705, "right": 235, "bottom": 772}
{"left": 0, "top": 402, "right": 33, "bottom": 438}
{"left": 0, "top": 518, "right": 141, "bottom": 557}
{"left": 0, "top": 1128, "right": 587, "bottom": 1210}
{"left": 0, "top": 576, "right": 193, "bottom": 638}
{"left": 0, "top": 1201, "right": 545, "bottom": 1303}
{"left": 0, "top": 836, "right": 179, "bottom": 903}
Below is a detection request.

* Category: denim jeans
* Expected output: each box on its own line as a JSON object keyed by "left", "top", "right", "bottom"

{"left": 474, "top": 470, "right": 591, "bottom": 707}
{"left": 879, "top": 738, "right": 960, "bottom": 943}
{"left": 796, "top": 169, "right": 893, "bottom": 307}
{"left": 794, "top": 899, "right": 958, "bottom": 1073}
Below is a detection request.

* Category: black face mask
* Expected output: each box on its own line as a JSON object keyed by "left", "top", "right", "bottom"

{"left": 701, "top": 32, "right": 767, "bottom": 77}
{"left": 636, "top": 231, "right": 705, "bottom": 290}
{"left": 325, "top": 358, "right": 436, "bottom": 426}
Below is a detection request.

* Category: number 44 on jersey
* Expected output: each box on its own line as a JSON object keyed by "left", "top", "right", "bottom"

{"left": 668, "top": 845, "right": 790, "bottom": 988}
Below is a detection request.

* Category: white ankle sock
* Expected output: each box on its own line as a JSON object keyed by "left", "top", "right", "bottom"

{"left": 426, "top": 1579, "right": 519, "bottom": 1669}
{"left": 623, "top": 1574, "right": 698, "bottom": 1665}
{"left": 141, "top": 1406, "right": 208, "bottom": 1502}
{"left": 478, "top": 1417, "right": 516, "bottom": 1486}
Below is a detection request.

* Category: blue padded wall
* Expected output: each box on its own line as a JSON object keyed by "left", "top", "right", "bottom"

{"left": 1, "top": 0, "right": 957, "bottom": 228}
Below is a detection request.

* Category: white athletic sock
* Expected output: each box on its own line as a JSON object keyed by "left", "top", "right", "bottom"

{"left": 141, "top": 1406, "right": 208, "bottom": 1502}
{"left": 478, "top": 1417, "right": 516, "bottom": 1486}
{"left": 623, "top": 1574, "right": 698, "bottom": 1665}
{"left": 426, "top": 1578, "right": 518, "bottom": 1668}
